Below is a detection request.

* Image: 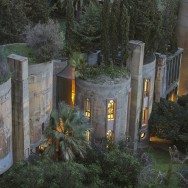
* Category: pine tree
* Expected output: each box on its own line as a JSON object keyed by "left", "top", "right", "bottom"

{"left": 65, "top": 0, "right": 74, "bottom": 49}
{"left": 121, "top": 5, "right": 130, "bottom": 67}
{"left": 101, "top": 0, "right": 110, "bottom": 65}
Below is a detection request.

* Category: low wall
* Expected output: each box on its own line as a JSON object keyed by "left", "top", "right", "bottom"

{"left": 76, "top": 76, "right": 131, "bottom": 142}
{"left": 0, "top": 79, "right": 13, "bottom": 174}
{"left": 29, "top": 62, "right": 53, "bottom": 149}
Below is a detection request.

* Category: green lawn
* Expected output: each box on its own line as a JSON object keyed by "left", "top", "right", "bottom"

{"left": 0, "top": 43, "right": 37, "bottom": 64}
{"left": 145, "top": 146, "right": 187, "bottom": 188}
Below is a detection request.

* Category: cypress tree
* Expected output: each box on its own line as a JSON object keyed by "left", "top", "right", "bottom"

{"left": 65, "top": 0, "right": 74, "bottom": 49}
{"left": 101, "top": 0, "right": 110, "bottom": 65}
{"left": 121, "top": 5, "right": 130, "bottom": 67}
{"left": 110, "top": 0, "right": 120, "bottom": 67}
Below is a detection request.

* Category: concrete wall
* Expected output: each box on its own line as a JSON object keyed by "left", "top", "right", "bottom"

{"left": 140, "top": 56, "right": 156, "bottom": 142}
{"left": 127, "top": 40, "right": 144, "bottom": 151}
{"left": 76, "top": 76, "right": 131, "bottom": 143}
{"left": 143, "top": 57, "right": 156, "bottom": 115}
{"left": 8, "top": 54, "right": 30, "bottom": 162}
{"left": 155, "top": 54, "right": 167, "bottom": 102}
{"left": 0, "top": 79, "right": 13, "bottom": 175}
{"left": 28, "top": 62, "right": 53, "bottom": 150}
{"left": 53, "top": 59, "right": 67, "bottom": 108}
{"left": 177, "top": 0, "right": 188, "bottom": 95}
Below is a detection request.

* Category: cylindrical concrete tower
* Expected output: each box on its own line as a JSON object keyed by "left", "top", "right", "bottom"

{"left": 28, "top": 62, "right": 53, "bottom": 150}
{"left": 177, "top": 0, "right": 188, "bottom": 95}
{"left": 76, "top": 76, "right": 131, "bottom": 143}
{"left": 0, "top": 79, "right": 13, "bottom": 175}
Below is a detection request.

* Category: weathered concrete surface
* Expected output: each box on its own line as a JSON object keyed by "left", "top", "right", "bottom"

{"left": 127, "top": 40, "right": 144, "bottom": 151}
{"left": 177, "top": 0, "right": 188, "bottom": 95}
{"left": 29, "top": 62, "right": 53, "bottom": 149}
{"left": 8, "top": 54, "right": 30, "bottom": 162}
{"left": 0, "top": 79, "right": 13, "bottom": 174}
{"left": 143, "top": 56, "right": 156, "bottom": 115}
{"left": 53, "top": 59, "right": 67, "bottom": 108}
{"left": 76, "top": 76, "right": 131, "bottom": 143}
{"left": 155, "top": 54, "right": 167, "bottom": 102}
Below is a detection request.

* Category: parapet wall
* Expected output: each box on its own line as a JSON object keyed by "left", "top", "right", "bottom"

{"left": 0, "top": 79, "right": 13, "bottom": 175}
{"left": 29, "top": 62, "right": 53, "bottom": 149}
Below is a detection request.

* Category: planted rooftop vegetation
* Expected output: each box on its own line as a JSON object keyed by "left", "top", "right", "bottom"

{"left": 0, "top": 0, "right": 188, "bottom": 188}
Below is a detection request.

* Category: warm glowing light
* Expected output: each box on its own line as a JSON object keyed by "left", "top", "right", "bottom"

{"left": 86, "top": 130, "right": 90, "bottom": 142}
{"left": 108, "top": 100, "right": 115, "bottom": 120}
{"left": 85, "top": 98, "right": 91, "bottom": 118}
{"left": 71, "top": 80, "right": 75, "bottom": 105}
{"left": 140, "top": 132, "right": 145, "bottom": 139}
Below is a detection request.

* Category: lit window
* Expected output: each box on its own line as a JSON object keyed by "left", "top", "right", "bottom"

{"left": 140, "top": 133, "right": 145, "bottom": 139}
{"left": 107, "top": 100, "right": 115, "bottom": 120}
{"left": 144, "top": 79, "right": 150, "bottom": 97}
{"left": 85, "top": 98, "right": 91, "bottom": 119}
{"left": 142, "top": 108, "right": 148, "bottom": 125}
{"left": 106, "top": 130, "right": 114, "bottom": 147}
{"left": 86, "top": 130, "right": 90, "bottom": 143}
{"left": 71, "top": 80, "right": 75, "bottom": 105}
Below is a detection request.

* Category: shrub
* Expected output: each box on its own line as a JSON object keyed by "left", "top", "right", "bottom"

{"left": 101, "top": 149, "right": 141, "bottom": 187}
{"left": 24, "top": 20, "right": 64, "bottom": 62}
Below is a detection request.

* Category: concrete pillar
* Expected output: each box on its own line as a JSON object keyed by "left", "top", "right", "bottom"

{"left": 177, "top": 0, "right": 188, "bottom": 95}
{"left": 155, "top": 54, "right": 167, "bottom": 102}
{"left": 7, "top": 54, "right": 30, "bottom": 161}
{"left": 127, "top": 40, "right": 144, "bottom": 152}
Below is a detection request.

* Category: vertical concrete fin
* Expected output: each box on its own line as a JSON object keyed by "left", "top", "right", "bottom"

{"left": 127, "top": 40, "right": 145, "bottom": 152}
{"left": 7, "top": 54, "right": 30, "bottom": 161}
{"left": 155, "top": 54, "right": 167, "bottom": 102}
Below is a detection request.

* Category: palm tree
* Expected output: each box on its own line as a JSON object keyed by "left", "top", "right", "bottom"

{"left": 45, "top": 102, "right": 91, "bottom": 161}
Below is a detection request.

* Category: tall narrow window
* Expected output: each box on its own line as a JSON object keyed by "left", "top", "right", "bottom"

{"left": 144, "top": 79, "right": 150, "bottom": 97}
{"left": 86, "top": 130, "right": 90, "bottom": 143}
{"left": 107, "top": 100, "right": 115, "bottom": 120}
{"left": 85, "top": 98, "right": 91, "bottom": 119}
{"left": 71, "top": 80, "right": 75, "bottom": 105}
{"left": 142, "top": 108, "right": 148, "bottom": 125}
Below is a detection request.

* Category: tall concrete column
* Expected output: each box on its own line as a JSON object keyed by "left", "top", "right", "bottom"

{"left": 155, "top": 54, "right": 167, "bottom": 102}
{"left": 177, "top": 0, "right": 188, "bottom": 95}
{"left": 127, "top": 40, "right": 144, "bottom": 152}
{"left": 7, "top": 54, "right": 30, "bottom": 161}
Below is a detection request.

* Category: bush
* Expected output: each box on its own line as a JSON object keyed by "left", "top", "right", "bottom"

{"left": 0, "top": 159, "right": 87, "bottom": 188}
{"left": 100, "top": 149, "right": 141, "bottom": 188}
{"left": 24, "top": 20, "right": 64, "bottom": 62}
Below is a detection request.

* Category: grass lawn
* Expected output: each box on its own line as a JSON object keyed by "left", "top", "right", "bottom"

{"left": 145, "top": 146, "right": 187, "bottom": 188}
{"left": 0, "top": 43, "right": 37, "bottom": 64}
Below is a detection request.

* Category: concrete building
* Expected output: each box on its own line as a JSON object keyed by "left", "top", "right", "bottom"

{"left": 177, "top": 0, "right": 188, "bottom": 96}
{"left": 0, "top": 39, "right": 183, "bottom": 174}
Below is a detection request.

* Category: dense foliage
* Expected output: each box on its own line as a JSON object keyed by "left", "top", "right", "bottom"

{"left": 0, "top": 147, "right": 141, "bottom": 188}
{"left": 126, "top": 0, "right": 162, "bottom": 55}
{"left": 74, "top": 3, "right": 102, "bottom": 53}
{"left": 45, "top": 102, "right": 90, "bottom": 161}
{"left": 0, "top": 0, "right": 51, "bottom": 45}
{"left": 24, "top": 20, "right": 64, "bottom": 62}
{"left": 149, "top": 99, "right": 188, "bottom": 153}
